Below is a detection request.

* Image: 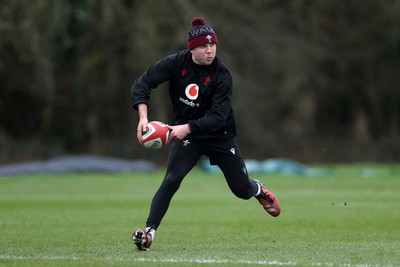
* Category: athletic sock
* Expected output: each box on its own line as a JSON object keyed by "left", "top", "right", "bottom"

{"left": 145, "top": 227, "right": 156, "bottom": 240}
{"left": 255, "top": 181, "right": 262, "bottom": 196}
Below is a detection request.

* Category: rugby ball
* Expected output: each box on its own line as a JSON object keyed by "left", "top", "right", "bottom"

{"left": 141, "top": 121, "right": 170, "bottom": 150}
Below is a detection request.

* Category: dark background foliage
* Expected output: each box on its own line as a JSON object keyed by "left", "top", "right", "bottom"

{"left": 1, "top": 0, "right": 399, "bottom": 164}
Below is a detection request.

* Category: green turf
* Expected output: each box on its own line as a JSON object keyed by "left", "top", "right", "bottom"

{"left": 0, "top": 165, "right": 399, "bottom": 267}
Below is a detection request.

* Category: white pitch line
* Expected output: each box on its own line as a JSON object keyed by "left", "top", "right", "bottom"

{"left": 1, "top": 255, "right": 295, "bottom": 265}
{"left": 130, "top": 257, "right": 297, "bottom": 265}
{"left": 0, "top": 255, "right": 394, "bottom": 267}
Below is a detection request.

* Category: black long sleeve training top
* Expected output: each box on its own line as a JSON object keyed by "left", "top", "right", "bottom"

{"left": 131, "top": 50, "right": 237, "bottom": 140}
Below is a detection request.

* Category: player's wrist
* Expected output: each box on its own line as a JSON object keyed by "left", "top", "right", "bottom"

{"left": 186, "top": 124, "right": 192, "bottom": 133}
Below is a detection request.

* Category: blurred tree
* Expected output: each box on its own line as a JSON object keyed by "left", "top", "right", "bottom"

{"left": 0, "top": 0, "right": 399, "bottom": 163}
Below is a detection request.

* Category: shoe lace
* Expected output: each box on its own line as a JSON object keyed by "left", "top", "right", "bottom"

{"left": 257, "top": 191, "right": 274, "bottom": 204}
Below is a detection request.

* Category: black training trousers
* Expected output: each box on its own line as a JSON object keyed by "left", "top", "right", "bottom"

{"left": 146, "top": 137, "right": 258, "bottom": 229}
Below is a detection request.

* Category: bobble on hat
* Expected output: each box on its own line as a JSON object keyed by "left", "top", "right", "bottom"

{"left": 187, "top": 17, "right": 218, "bottom": 50}
{"left": 191, "top": 17, "right": 205, "bottom": 26}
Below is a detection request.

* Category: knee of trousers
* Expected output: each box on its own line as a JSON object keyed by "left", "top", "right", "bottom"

{"left": 162, "top": 173, "right": 183, "bottom": 190}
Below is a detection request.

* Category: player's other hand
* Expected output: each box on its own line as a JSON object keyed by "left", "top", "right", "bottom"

{"left": 167, "top": 124, "right": 191, "bottom": 142}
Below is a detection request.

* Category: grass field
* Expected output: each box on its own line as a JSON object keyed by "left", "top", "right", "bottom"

{"left": 0, "top": 165, "right": 399, "bottom": 267}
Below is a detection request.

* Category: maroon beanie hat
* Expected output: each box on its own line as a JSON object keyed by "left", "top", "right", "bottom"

{"left": 187, "top": 17, "right": 218, "bottom": 50}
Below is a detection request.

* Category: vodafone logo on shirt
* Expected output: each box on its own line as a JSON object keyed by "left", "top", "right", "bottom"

{"left": 185, "top": 84, "right": 199, "bottom": 100}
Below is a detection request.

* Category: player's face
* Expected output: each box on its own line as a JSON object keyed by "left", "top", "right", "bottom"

{"left": 191, "top": 42, "right": 217, "bottom": 65}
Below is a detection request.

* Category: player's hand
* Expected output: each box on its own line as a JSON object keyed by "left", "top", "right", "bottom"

{"left": 137, "top": 118, "right": 148, "bottom": 144}
{"left": 167, "top": 124, "right": 191, "bottom": 142}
